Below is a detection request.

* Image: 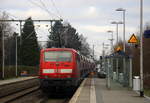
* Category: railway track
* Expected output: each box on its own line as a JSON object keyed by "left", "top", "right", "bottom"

{"left": 0, "top": 77, "right": 75, "bottom": 103}
{"left": 0, "top": 86, "right": 41, "bottom": 103}
{"left": 0, "top": 77, "right": 39, "bottom": 97}
{"left": 0, "top": 77, "right": 46, "bottom": 103}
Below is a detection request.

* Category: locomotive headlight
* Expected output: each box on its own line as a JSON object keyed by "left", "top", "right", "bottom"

{"left": 60, "top": 69, "right": 72, "bottom": 73}
{"left": 43, "top": 69, "right": 55, "bottom": 73}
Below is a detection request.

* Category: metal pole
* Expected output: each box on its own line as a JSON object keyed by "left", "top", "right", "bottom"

{"left": 108, "top": 31, "right": 113, "bottom": 53}
{"left": 116, "top": 23, "right": 119, "bottom": 43}
{"left": 93, "top": 45, "right": 95, "bottom": 60}
{"left": 107, "top": 58, "right": 110, "bottom": 89}
{"left": 50, "top": 21, "right": 53, "bottom": 34}
{"left": 129, "top": 57, "right": 133, "bottom": 88}
{"left": 123, "top": 57, "right": 126, "bottom": 86}
{"left": 111, "top": 39, "right": 113, "bottom": 53}
{"left": 111, "top": 57, "right": 113, "bottom": 79}
{"left": 116, "top": 23, "right": 119, "bottom": 81}
{"left": 103, "top": 43, "right": 106, "bottom": 72}
{"left": 123, "top": 10, "right": 126, "bottom": 52}
{"left": 140, "top": 0, "right": 144, "bottom": 97}
{"left": 2, "top": 30, "right": 5, "bottom": 79}
{"left": 123, "top": 10, "right": 126, "bottom": 86}
{"left": 108, "top": 39, "right": 113, "bottom": 53}
{"left": 15, "top": 35, "right": 18, "bottom": 77}
{"left": 111, "top": 32, "right": 114, "bottom": 50}
{"left": 19, "top": 21, "right": 22, "bottom": 45}
{"left": 107, "top": 31, "right": 114, "bottom": 52}
{"left": 102, "top": 43, "right": 104, "bottom": 58}
{"left": 0, "top": 19, "right": 63, "bottom": 22}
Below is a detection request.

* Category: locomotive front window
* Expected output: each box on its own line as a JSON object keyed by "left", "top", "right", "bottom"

{"left": 44, "top": 51, "right": 72, "bottom": 62}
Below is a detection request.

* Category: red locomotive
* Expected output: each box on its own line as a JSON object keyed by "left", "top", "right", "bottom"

{"left": 39, "top": 48, "right": 95, "bottom": 91}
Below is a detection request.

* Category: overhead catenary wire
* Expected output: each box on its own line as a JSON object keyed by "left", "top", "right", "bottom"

{"left": 48, "top": 0, "right": 69, "bottom": 23}
{"left": 39, "top": 0, "right": 62, "bottom": 19}
{"left": 29, "top": 0, "right": 62, "bottom": 20}
{"left": 29, "top": 0, "right": 54, "bottom": 18}
{"left": 39, "top": 0, "right": 55, "bottom": 18}
{"left": 50, "top": 0, "right": 63, "bottom": 19}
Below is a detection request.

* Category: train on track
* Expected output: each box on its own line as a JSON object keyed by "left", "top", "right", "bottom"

{"left": 39, "top": 48, "right": 95, "bottom": 91}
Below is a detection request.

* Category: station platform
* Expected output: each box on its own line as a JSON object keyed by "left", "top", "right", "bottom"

{"left": 69, "top": 78, "right": 150, "bottom": 103}
{"left": 0, "top": 76, "right": 37, "bottom": 86}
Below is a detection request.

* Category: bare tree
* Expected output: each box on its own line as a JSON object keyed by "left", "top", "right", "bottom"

{"left": 0, "top": 11, "right": 14, "bottom": 78}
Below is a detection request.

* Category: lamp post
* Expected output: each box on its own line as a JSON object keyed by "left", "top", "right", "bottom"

{"left": 102, "top": 43, "right": 110, "bottom": 70}
{"left": 107, "top": 30, "right": 114, "bottom": 52}
{"left": 107, "top": 30, "right": 114, "bottom": 82}
{"left": 107, "top": 31, "right": 114, "bottom": 86}
{"left": 140, "top": 0, "right": 144, "bottom": 97}
{"left": 14, "top": 33, "right": 18, "bottom": 77}
{"left": 103, "top": 43, "right": 110, "bottom": 89}
{"left": 2, "top": 30, "right": 5, "bottom": 79}
{"left": 111, "top": 21, "right": 123, "bottom": 81}
{"left": 116, "top": 8, "right": 126, "bottom": 86}
{"left": 116, "top": 8, "right": 126, "bottom": 52}
{"left": 1, "top": 30, "right": 10, "bottom": 79}
{"left": 111, "top": 21, "right": 123, "bottom": 44}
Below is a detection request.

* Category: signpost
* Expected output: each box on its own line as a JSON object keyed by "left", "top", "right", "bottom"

{"left": 115, "top": 46, "right": 123, "bottom": 52}
{"left": 128, "top": 34, "right": 138, "bottom": 44}
{"left": 128, "top": 33, "right": 144, "bottom": 96}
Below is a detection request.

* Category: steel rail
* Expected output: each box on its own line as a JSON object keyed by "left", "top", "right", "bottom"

{"left": 0, "top": 86, "right": 40, "bottom": 103}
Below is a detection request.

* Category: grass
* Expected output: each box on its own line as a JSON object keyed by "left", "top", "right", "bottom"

{"left": 144, "top": 89, "right": 150, "bottom": 97}
{"left": 0, "top": 65, "right": 39, "bottom": 80}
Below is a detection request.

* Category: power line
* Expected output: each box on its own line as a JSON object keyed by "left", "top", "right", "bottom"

{"left": 50, "top": 0, "right": 63, "bottom": 19}
{"left": 29, "top": 0, "right": 62, "bottom": 19}
{"left": 29, "top": 0, "right": 53, "bottom": 17}
{"left": 0, "top": 19, "right": 62, "bottom": 44}
{"left": 39, "top": 0, "right": 54, "bottom": 17}
{"left": 39, "top": 0, "right": 62, "bottom": 19}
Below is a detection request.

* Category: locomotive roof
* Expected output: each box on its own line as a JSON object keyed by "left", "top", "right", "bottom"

{"left": 41, "top": 48, "right": 94, "bottom": 63}
{"left": 41, "top": 48, "right": 78, "bottom": 53}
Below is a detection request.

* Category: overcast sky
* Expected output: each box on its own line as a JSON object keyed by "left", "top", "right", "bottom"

{"left": 0, "top": 0, "right": 150, "bottom": 57}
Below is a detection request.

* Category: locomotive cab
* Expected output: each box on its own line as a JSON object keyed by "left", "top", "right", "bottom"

{"left": 39, "top": 48, "right": 80, "bottom": 89}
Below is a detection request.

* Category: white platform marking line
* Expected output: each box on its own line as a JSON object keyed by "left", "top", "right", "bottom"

{"left": 90, "top": 78, "right": 97, "bottom": 103}
{"left": 69, "top": 79, "right": 87, "bottom": 103}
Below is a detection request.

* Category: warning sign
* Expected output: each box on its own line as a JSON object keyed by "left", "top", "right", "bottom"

{"left": 128, "top": 34, "right": 138, "bottom": 43}
{"left": 116, "top": 46, "right": 122, "bottom": 52}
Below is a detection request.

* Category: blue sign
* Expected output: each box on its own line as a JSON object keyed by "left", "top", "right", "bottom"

{"left": 144, "top": 30, "right": 150, "bottom": 38}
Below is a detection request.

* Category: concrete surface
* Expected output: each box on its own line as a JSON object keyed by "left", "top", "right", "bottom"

{"left": 95, "top": 78, "right": 150, "bottom": 103}
{"left": 69, "top": 77, "right": 150, "bottom": 103}
{"left": 0, "top": 76, "right": 37, "bottom": 86}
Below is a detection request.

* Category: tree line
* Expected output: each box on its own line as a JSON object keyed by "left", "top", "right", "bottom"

{"left": 0, "top": 12, "right": 92, "bottom": 78}
{"left": 47, "top": 21, "right": 91, "bottom": 56}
